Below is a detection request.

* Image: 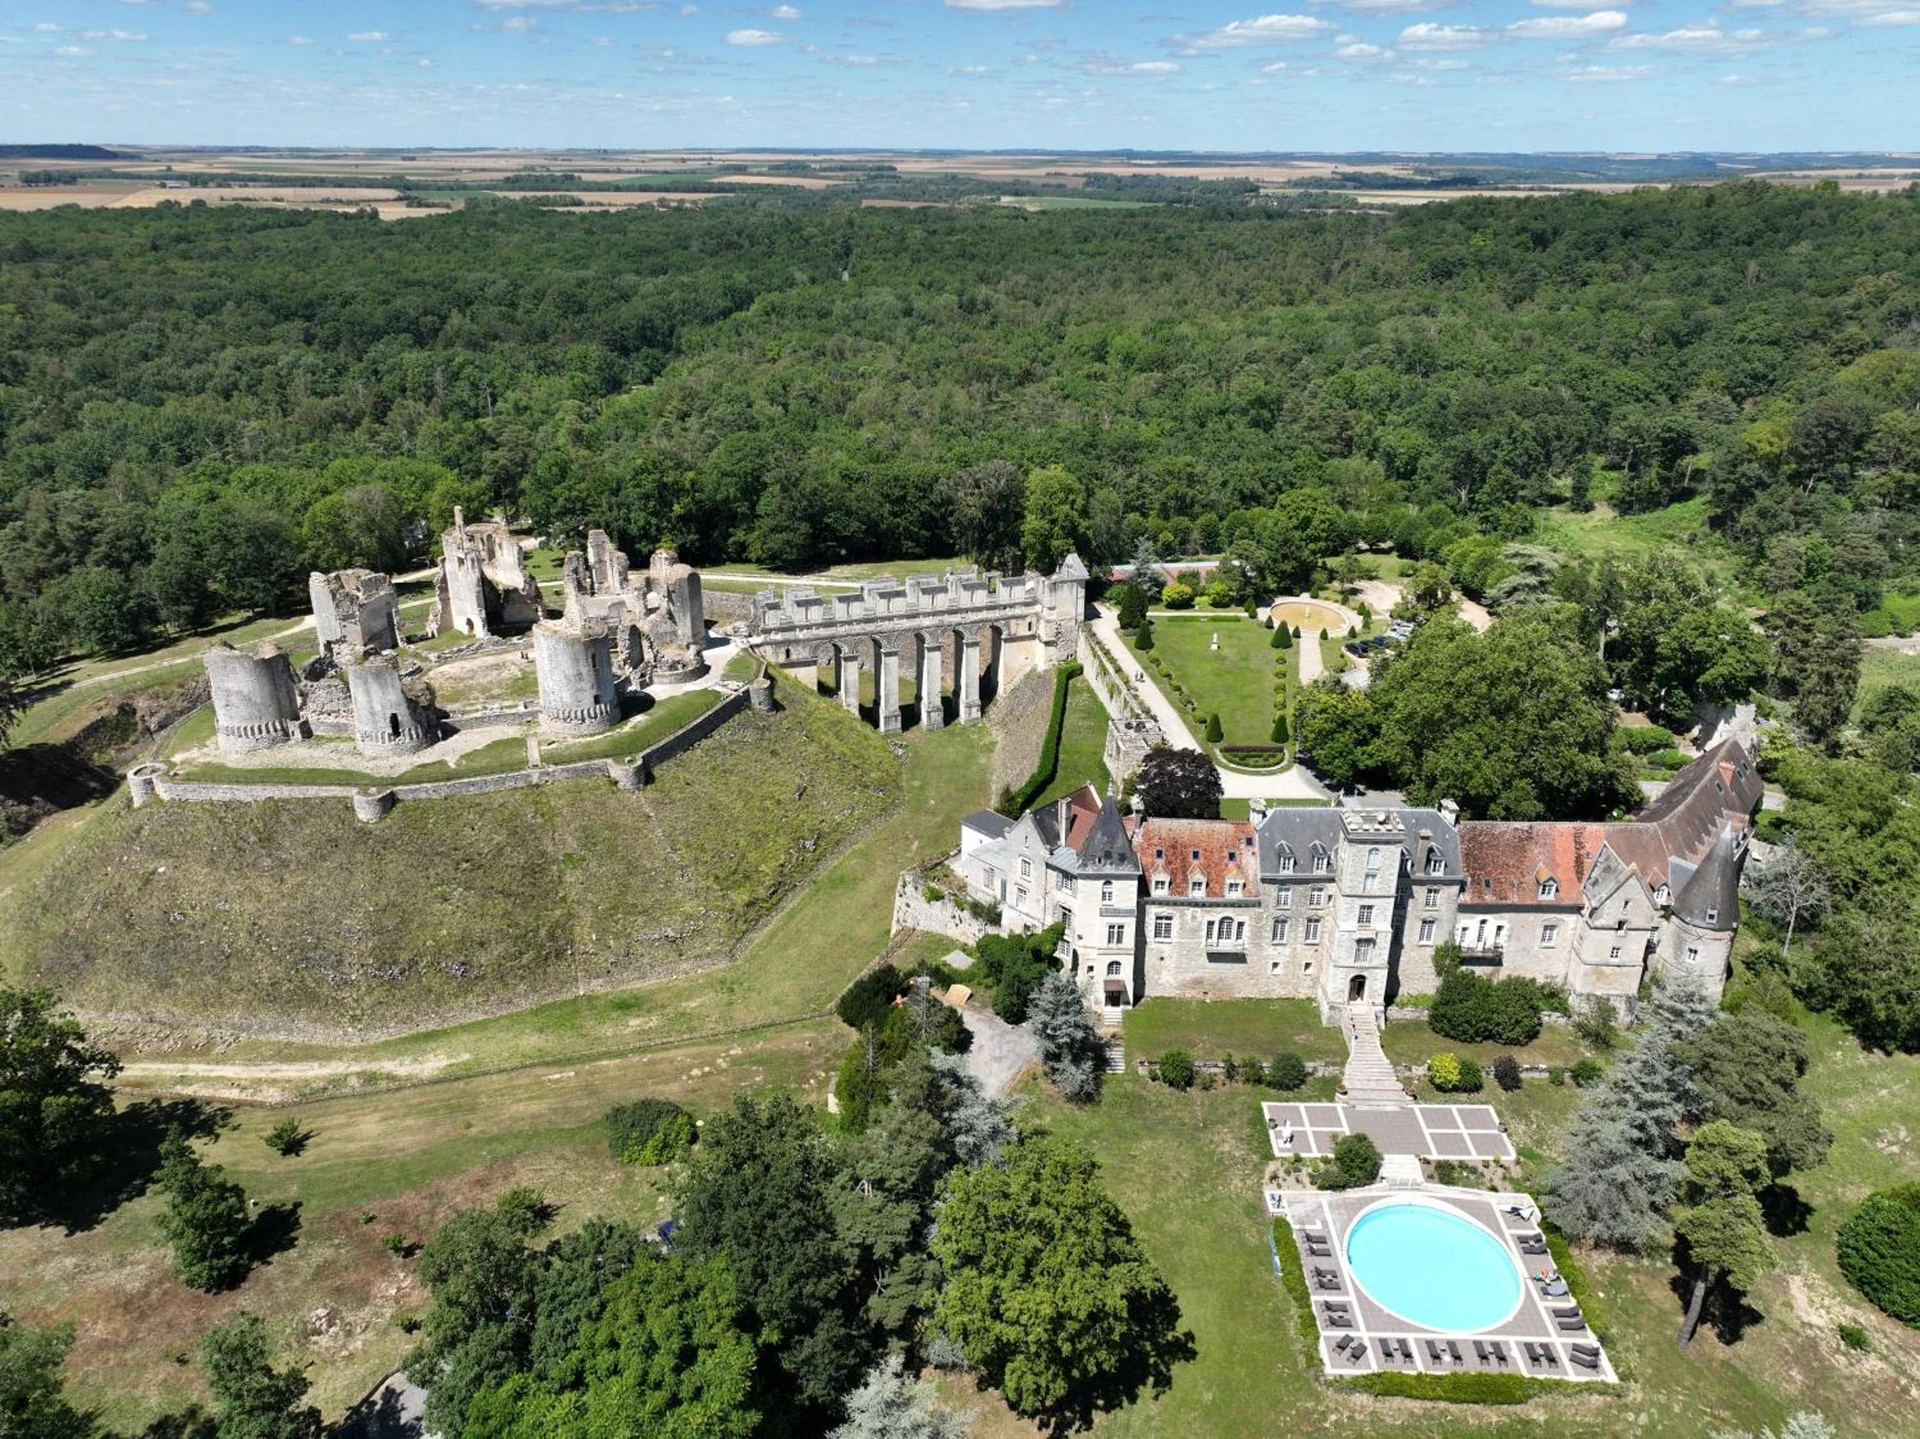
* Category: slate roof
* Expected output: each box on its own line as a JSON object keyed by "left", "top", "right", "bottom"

{"left": 1254, "top": 807, "right": 1348, "bottom": 877}
{"left": 1672, "top": 826, "right": 1743, "bottom": 931}
{"left": 961, "top": 810, "right": 1012, "bottom": 842}
{"left": 1134, "top": 818, "right": 1261, "bottom": 899}
{"left": 1076, "top": 794, "right": 1142, "bottom": 874}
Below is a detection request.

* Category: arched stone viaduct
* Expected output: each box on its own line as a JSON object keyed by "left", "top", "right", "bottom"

{"left": 745, "top": 558, "right": 1088, "bottom": 734}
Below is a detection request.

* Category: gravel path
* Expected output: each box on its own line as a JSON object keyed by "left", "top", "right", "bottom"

{"left": 962, "top": 1007, "right": 1040, "bottom": 1098}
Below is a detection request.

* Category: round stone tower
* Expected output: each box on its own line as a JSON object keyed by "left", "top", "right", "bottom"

{"left": 203, "top": 643, "right": 305, "bottom": 752}
{"left": 346, "top": 658, "right": 438, "bottom": 756}
{"left": 533, "top": 621, "right": 619, "bottom": 735}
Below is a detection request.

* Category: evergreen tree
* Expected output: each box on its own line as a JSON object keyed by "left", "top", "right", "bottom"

{"left": 1675, "top": 1122, "right": 1775, "bottom": 1347}
{"left": 0, "top": 988, "right": 122, "bottom": 1226}
{"left": 1680, "top": 1008, "right": 1832, "bottom": 1177}
{"left": 829, "top": 1355, "right": 971, "bottom": 1439}
{"left": 1025, "top": 971, "right": 1104, "bottom": 1103}
{"left": 154, "top": 1133, "right": 254, "bottom": 1293}
{"left": 200, "top": 1312, "right": 322, "bottom": 1439}
{"left": 0, "top": 1313, "right": 94, "bottom": 1439}
{"left": 1204, "top": 712, "right": 1223, "bottom": 745}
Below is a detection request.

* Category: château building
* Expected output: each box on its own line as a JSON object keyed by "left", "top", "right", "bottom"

{"left": 956, "top": 738, "right": 1760, "bottom": 1025}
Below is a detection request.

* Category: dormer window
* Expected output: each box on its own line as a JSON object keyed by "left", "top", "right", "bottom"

{"left": 1279, "top": 855, "right": 1296, "bottom": 874}
{"left": 1427, "top": 850, "right": 1445, "bottom": 875}
{"left": 1189, "top": 875, "right": 1206, "bottom": 896}
{"left": 1312, "top": 853, "right": 1331, "bottom": 875}
{"left": 1153, "top": 875, "right": 1169, "bottom": 895}
{"left": 1655, "top": 884, "right": 1670, "bottom": 906}
{"left": 1190, "top": 849, "right": 1201, "bottom": 862}
{"left": 1154, "top": 847, "right": 1164, "bottom": 861}
{"left": 1539, "top": 878, "right": 1558, "bottom": 901}
{"left": 1705, "top": 907, "right": 1719, "bottom": 924}
{"left": 1227, "top": 878, "right": 1244, "bottom": 897}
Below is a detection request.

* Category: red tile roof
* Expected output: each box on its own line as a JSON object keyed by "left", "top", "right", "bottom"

{"left": 1133, "top": 818, "right": 1260, "bottom": 899}
{"left": 1457, "top": 822, "right": 1605, "bottom": 908}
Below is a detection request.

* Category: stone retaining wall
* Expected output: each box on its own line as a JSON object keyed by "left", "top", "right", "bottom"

{"left": 890, "top": 871, "right": 996, "bottom": 946}
{"left": 130, "top": 687, "right": 751, "bottom": 821}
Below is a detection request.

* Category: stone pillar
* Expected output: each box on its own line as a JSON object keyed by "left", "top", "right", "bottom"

{"left": 919, "top": 632, "right": 945, "bottom": 730}
{"left": 877, "top": 637, "right": 903, "bottom": 735}
{"left": 958, "top": 636, "right": 982, "bottom": 723}
{"left": 839, "top": 644, "right": 863, "bottom": 716}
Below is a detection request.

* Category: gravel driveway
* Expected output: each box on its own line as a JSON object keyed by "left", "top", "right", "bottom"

{"left": 962, "top": 1007, "right": 1040, "bottom": 1097}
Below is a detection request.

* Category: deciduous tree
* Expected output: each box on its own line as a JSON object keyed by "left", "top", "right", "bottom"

{"left": 1675, "top": 1122, "right": 1775, "bottom": 1347}
{"left": 1135, "top": 747, "right": 1221, "bottom": 820}
{"left": 200, "top": 1312, "right": 322, "bottom": 1439}
{"left": 0, "top": 989, "right": 122, "bottom": 1226}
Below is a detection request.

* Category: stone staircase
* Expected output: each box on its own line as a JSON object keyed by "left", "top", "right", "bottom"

{"left": 1103, "top": 1040, "right": 1127, "bottom": 1074}
{"left": 1340, "top": 1004, "right": 1408, "bottom": 1107}
{"left": 1381, "top": 1153, "right": 1425, "bottom": 1189}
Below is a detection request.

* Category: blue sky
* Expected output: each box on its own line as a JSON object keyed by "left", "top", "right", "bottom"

{"left": 0, "top": 0, "right": 1914, "bottom": 152}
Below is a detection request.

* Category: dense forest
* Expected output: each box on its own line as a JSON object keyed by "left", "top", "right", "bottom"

{"left": 0, "top": 181, "right": 1917, "bottom": 675}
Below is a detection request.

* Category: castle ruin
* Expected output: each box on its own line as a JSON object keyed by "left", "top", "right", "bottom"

{"left": 309, "top": 569, "right": 399, "bottom": 664}
{"left": 428, "top": 508, "right": 543, "bottom": 639}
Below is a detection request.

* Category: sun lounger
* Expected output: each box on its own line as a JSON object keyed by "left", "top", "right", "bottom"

{"left": 1426, "top": 1339, "right": 1444, "bottom": 1363}
{"left": 1489, "top": 1340, "right": 1510, "bottom": 1367}
{"left": 1473, "top": 1340, "right": 1490, "bottom": 1364}
{"left": 1571, "top": 1342, "right": 1601, "bottom": 1358}
{"left": 1543, "top": 1280, "right": 1570, "bottom": 1297}
{"left": 1551, "top": 1305, "right": 1582, "bottom": 1319}
{"left": 1521, "top": 1342, "right": 1542, "bottom": 1366}
{"left": 1447, "top": 1340, "right": 1463, "bottom": 1364}
{"left": 1571, "top": 1350, "right": 1600, "bottom": 1370}
{"left": 1325, "top": 1311, "right": 1352, "bottom": 1327}
{"left": 1307, "top": 1244, "right": 1332, "bottom": 1257}
{"left": 1558, "top": 1318, "right": 1587, "bottom": 1331}
{"left": 1333, "top": 1334, "right": 1352, "bottom": 1355}
{"left": 1313, "top": 1265, "right": 1336, "bottom": 1277}
{"left": 1541, "top": 1347, "right": 1561, "bottom": 1368}
{"left": 1348, "top": 1340, "right": 1367, "bottom": 1362}
{"left": 1398, "top": 1339, "right": 1415, "bottom": 1362}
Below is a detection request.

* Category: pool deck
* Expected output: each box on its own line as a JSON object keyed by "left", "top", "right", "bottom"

{"left": 1278, "top": 1185, "right": 1618, "bottom": 1384}
{"left": 1261, "top": 1100, "right": 1518, "bottom": 1162}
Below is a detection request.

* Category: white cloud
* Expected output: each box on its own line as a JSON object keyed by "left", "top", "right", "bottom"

{"left": 590, "top": 34, "right": 615, "bottom": 44}
{"left": 1507, "top": 10, "right": 1627, "bottom": 37}
{"left": 1560, "top": 61, "right": 1648, "bottom": 76}
{"left": 287, "top": 34, "right": 313, "bottom": 45}
{"left": 1332, "top": 0, "right": 1453, "bottom": 11}
{"left": 81, "top": 28, "right": 148, "bottom": 39}
{"left": 1398, "top": 21, "right": 1497, "bottom": 48}
{"left": 1407, "top": 55, "right": 1471, "bottom": 66}
{"left": 771, "top": 3, "right": 802, "bottom": 16}
{"left": 1338, "top": 40, "right": 1393, "bottom": 56}
{"left": 185, "top": 0, "right": 214, "bottom": 12}
{"left": 1173, "top": 13, "right": 1336, "bottom": 48}
{"left": 1611, "top": 21, "right": 1766, "bottom": 51}
{"left": 1859, "top": 6, "right": 1920, "bottom": 19}
{"left": 55, "top": 44, "right": 90, "bottom": 55}
{"left": 726, "top": 27, "right": 785, "bottom": 44}
{"left": 34, "top": 21, "right": 61, "bottom": 30}
{"left": 944, "top": 0, "right": 1064, "bottom": 9}
{"left": 826, "top": 51, "right": 881, "bottom": 64}
{"left": 348, "top": 30, "right": 390, "bottom": 42}
{"left": 1721, "top": 70, "right": 1758, "bottom": 80}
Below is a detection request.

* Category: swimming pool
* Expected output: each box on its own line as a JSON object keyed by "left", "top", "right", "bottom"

{"left": 1344, "top": 1199, "right": 1524, "bottom": 1332}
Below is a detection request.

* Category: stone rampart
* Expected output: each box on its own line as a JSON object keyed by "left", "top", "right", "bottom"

{"left": 131, "top": 688, "right": 750, "bottom": 820}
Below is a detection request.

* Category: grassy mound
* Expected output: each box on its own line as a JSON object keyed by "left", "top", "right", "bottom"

{"left": 0, "top": 682, "right": 898, "bottom": 1037}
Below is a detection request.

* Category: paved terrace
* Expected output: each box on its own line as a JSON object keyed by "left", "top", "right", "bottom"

{"left": 1261, "top": 1101, "right": 1517, "bottom": 1163}
{"left": 1278, "top": 1187, "right": 1617, "bottom": 1384}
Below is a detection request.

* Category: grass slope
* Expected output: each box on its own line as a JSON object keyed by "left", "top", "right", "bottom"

{"left": 0, "top": 683, "right": 897, "bottom": 1036}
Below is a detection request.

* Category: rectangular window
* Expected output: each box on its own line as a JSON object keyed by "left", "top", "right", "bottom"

{"left": 1107, "top": 923, "right": 1127, "bottom": 946}
{"left": 1686, "top": 945, "right": 1702, "bottom": 964}
{"left": 1204, "top": 918, "right": 1215, "bottom": 944}
{"left": 1354, "top": 938, "right": 1376, "bottom": 964}
{"left": 1272, "top": 917, "right": 1290, "bottom": 944}
{"left": 1313, "top": 854, "right": 1331, "bottom": 874}
{"left": 1418, "top": 918, "right": 1436, "bottom": 944}
{"left": 1541, "top": 922, "right": 1559, "bottom": 947}
{"left": 1189, "top": 876, "right": 1206, "bottom": 897}
{"left": 1019, "top": 857, "right": 1032, "bottom": 880}
{"left": 1275, "top": 887, "right": 1292, "bottom": 909}
{"left": 1357, "top": 904, "right": 1375, "bottom": 927}
{"left": 1310, "top": 886, "right": 1327, "bottom": 908}
{"left": 1059, "top": 874, "right": 1074, "bottom": 895}
{"left": 1153, "top": 913, "right": 1173, "bottom": 940}
{"left": 1279, "top": 856, "right": 1296, "bottom": 874}
{"left": 1270, "top": 960, "right": 1281, "bottom": 974}
{"left": 1608, "top": 945, "right": 1622, "bottom": 960}
{"left": 1153, "top": 876, "right": 1169, "bottom": 895}
{"left": 1015, "top": 886, "right": 1027, "bottom": 907}
{"left": 1227, "top": 878, "right": 1244, "bottom": 897}
{"left": 1305, "top": 917, "right": 1322, "bottom": 944}
{"left": 1425, "top": 888, "right": 1439, "bottom": 910}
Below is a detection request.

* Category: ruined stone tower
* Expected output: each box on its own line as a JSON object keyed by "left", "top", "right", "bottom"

{"left": 345, "top": 658, "right": 439, "bottom": 756}
{"left": 533, "top": 620, "right": 619, "bottom": 734}
{"left": 309, "top": 569, "right": 400, "bottom": 664}
{"left": 648, "top": 546, "right": 707, "bottom": 651}
{"left": 428, "top": 508, "right": 544, "bottom": 639}
{"left": 204, "top": 643, "right": 306, "bottom": 752}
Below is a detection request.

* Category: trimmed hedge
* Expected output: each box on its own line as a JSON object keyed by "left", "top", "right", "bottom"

{"left": 1619, "top": 724, "right": 1677, "bottom": 755}
{"left": 1837, "top": 1183, "right": 1920, "bottom": 1326}
{"left": 1001, "top": 661, "right": 1084, "bottom": 815}
{"left": 1334, "top": 1372, "right": 1580, "bottom": 1404}
{"left": 1428, "top": 969, "right": 1553, "bottom": 1046}
{"left": 1272, "top": 1217, "right": 1318, "bottom": 1338}
{"left": 1542, "top": 1220, "right": 1619, "bottom": 1357}
{"left": 605, "top": 1099, "right": 696, "bottom": 1166}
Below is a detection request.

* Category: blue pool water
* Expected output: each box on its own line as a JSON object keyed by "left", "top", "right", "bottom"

{"left": 1344, "top": 1202, "right": 1524, "bottom": 1332}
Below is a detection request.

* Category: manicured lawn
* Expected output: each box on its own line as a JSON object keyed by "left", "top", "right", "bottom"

{"left": 1122, "top": 615, "right": 1283, "bottom": 748}
{"left": 1123, "top": 998, "right": 1346, "bottom": 1065}
{"left": 1034, "top": 671, "right": 1111, "bottom": 806}
{"left": 1378, "top": 1016, "right": 1595, "bottom": 1074}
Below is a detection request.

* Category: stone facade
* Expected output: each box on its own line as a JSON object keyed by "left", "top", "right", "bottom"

{"left": 746, "top": 555, "right": 1088, "bottom": 734}
{"left": 1103, "top": 716, "right": 1166, "bottom": 786}
{"left": 309, "top": 569, "right": 399, "bottom": 663}
{"left": 956, "top": 739, "right": 1760, "bottom": 1023}
{"left": 428, "top": 508, "right": 544, "bottom": 639}
{"left": 203, "top": 643, "right": 307, "bottom": 751}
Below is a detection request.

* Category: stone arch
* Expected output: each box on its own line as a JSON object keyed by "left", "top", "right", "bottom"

{"left": 1348, "top": 973, "right": 1367, "bottom": 1002}
{"left": 916, "top": 630, "right": 947, "bottom": 731}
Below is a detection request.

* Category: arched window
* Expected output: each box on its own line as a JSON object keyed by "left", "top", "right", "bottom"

{"left": 1107, "top": 960, "right": 1123, "bottom": 977}
{"left": 1100, "top": 880, "right": 1114, "bottom": 904}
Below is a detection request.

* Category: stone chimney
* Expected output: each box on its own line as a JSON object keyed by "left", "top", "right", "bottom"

{"left": 1439, "top": 798, "right": 1460, "bottom": 825}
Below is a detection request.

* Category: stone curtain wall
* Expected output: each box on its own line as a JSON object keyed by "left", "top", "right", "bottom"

{"left": 131, "top": 687, "right": 752, "bottom": 821}
{"left": 890, "top": 871, "right": 995, "bottom": 946}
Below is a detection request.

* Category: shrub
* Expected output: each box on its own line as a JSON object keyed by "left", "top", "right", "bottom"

{"left": 1570, "top": 1057, "right": 1606, "bottom": 1088}
{"left": 1619, "top": 724, "right": 1677, "bottom": 755}
{"left": 1157, "top": 1050, "right": 1195, "bottom": 1090}
{"left": 1338, "top": 1372, "right": 1560, "bottom": 1404}
{"left": 1291, "top": 624, "right": 1302, "bottom": 639}
{"left": 382, "top": 1231, "right": 411, "bottom": 1257}
{"left": 1838, "top": 1322, "right": 1872, "bottom": 1352}
{"left": 1837, "top": 1183, "right": 1920, "bottom": 1325}
{"left": 1161, "top": 582, "right": 1195, "bottom": 610}
{"left": 1271, "top": 713, "right": 1289, "bottom": 745}
{"left": 1454, "top": 1057, "right": 1484, "bottom": 1093}
{"left": 1204, "top": 712, "right": 1223, "bottom": 744}
{"left": 1572, "top": 996, "right": 1620, "bottom": 1051}
{"left": 1002, "top": 663, "right": 1082, "bottom": 814}
{"left": 974, "top": 924, "right": 1060, "bottom": 1023}
{"left": 1315, "top": 1132, "right": 1383, "bottom": 1191}
{"left": 1135, "top": 618, "right": 1154, "bottom": 651}
{"left": 604, "top": 1099, "right": 697, "bottom": 1165}
{"left": 263, "top": 1119, "right": 309, "bottom": 1157}
{"left": 1427, "top": 1052, "right": 1463, "bottom": 1091}
{"left": 1492, "top": 1054, "right": 1522, "bottom": 1092}
{"left": 1238, "top": 1057, "right": 1264, "bottom": 1086}
{"left": 1203, "top": 578, "right": 1233, "bottom": 608}
{"left": 1272, "top": 1218, "right": 1317, "bottom": 1335}
{"left": 1267, "top": 1051, "right": 1308, "bottom": 1091}
{"left": 1549, "top": 1066, "right": 1566, "bottom": 1086}
{"left": 1112, "top": 582, "right": 1148, "bottom": 631}
{"left": 1428, "top": 969, "right": 1545, "bottom": 1046}
{"left": 1433, "top": 1159, "right": 1477, "bottom": 1187}
{"left": 1646, "top": 748, "right": 1692, "bottom": 771}
{"left": 837, "top": 964, "right": 910, "bottom": 1031}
